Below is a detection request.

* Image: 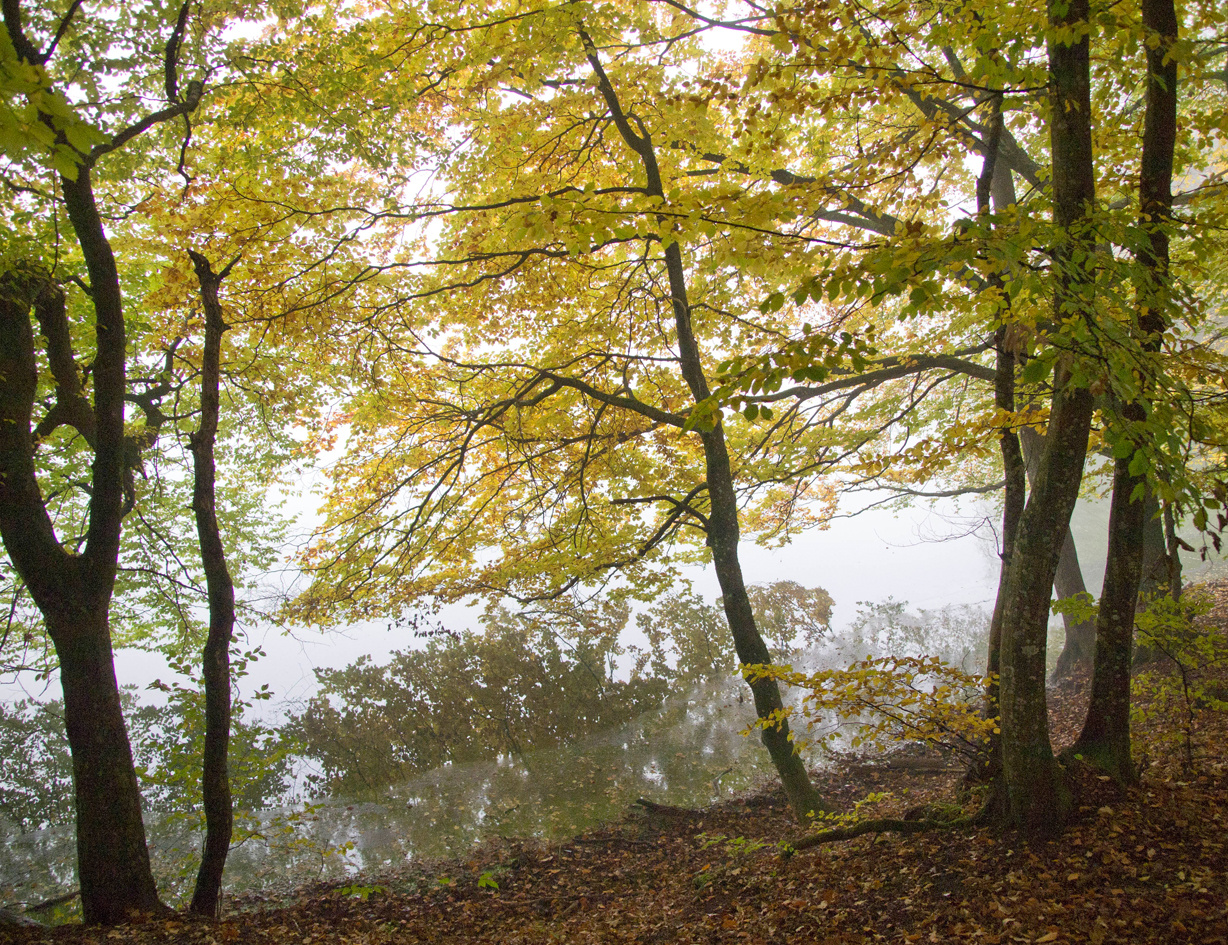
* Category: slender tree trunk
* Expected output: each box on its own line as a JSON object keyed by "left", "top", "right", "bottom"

{"left": 0, "top": 3, "right": 201, "bottom": 919}
{"left": 970, "top": 93, "right": 1021, "bottom": 792}
{"left": 187, "top": 252, "right": 237, "bottom": 917}
{"left": 1051, "top": 527, "right": 1096, "bottom": 676}
{"left": 1069, "top": 0, "right": 1178, "bottom": 784}
{"left": 998, "top": 381, "right": 1091, "bottom": 835}
{"left": 583, "top": 35, "right": 826, "bottom": 821}
{"left": 1068, "top": 453, "right": 1145, "bottom": 782}
{"left": 1139, "top": 487, "right": 1168, "bottom": 599}
{"left": 996, "top": 0, "right": 1098, "bottom": 837}
{"left": 1163, "top": 503, "right": 1183, "bottom": 599}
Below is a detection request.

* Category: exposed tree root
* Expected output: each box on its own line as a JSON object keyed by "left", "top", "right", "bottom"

{"left": 782, "top": 800, "right": 992, "bottom": 855}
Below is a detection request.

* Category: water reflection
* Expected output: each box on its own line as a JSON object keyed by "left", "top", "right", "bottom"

{"left": 1, "top": 600, "right": 990, "bottom": 912}
{"left": 0, "top": 674, "right": 791, "bottom": 910}
{"left": 242, "top": 673, "right": 786, "bottom": 882}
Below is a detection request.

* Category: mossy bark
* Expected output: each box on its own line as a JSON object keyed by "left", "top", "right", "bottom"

{"left": 1070, "top": 0, "right": 1177, "bottom": 785}
{"left": 995, "top": 0, "right": 1098, "bottom": 837}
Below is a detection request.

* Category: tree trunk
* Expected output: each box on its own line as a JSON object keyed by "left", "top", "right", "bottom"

{"left": 1068, "top": 0, "right": 1177, "bottom": 783}
{"left": 187, "top": 252, "right": 237, "bottom": 917}
{"left": 998, "top": 380, "right": 1091, "bottom": 836}
{"left": 1052, "top": 527, "right": 1096, "bottom": 676}
{"left": 1067, "top": 453, "right": 1144, "bottom": 782}
{"left": 1019, "top": 428, "right": 1096, "bottom": 678}
{"left": 1163, "top": 503, "right": 1183, "bottom": 599}
{"left": 1132, "top": 487, "right": 1170, "bottom": 666}
{"left": 0, "top": 257, "right": 165, "bottom": 923}
{"left": 996, "top": 0, "right": 1098, "bottom": 837}
{"left": 970, "top": 94, "right": 1021, "bottom": 792}
{"left": 55, "top": 616, "right": 164, "bottom": 923}
{"left": 1139, "top": 487, "right": 1168, "bottom": 599}
{"left": 583, "top": 35, "right": 826, "bottom": 821}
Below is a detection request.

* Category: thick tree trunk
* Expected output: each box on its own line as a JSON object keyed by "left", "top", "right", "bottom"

{"left": 998, "top": 379, "right": 1091, "bottom": 836}
{"left": 995, "top": 0, "right": 1098, "bottom": 837}
{"left": 1069, "top": 0, "right": 1177, "bottom": 783}
{"left": 187, "top": 252, "right": 237, "bottom": 917}
{"left": 55, "top": 616, "right": 164, "bottom": 923}
{"left": 0, "top": 170, "right": 166, "bottom": 921}
{"left": 1019, "top": 428, "right": 1096, "bottom": 678}
{"left": 583, "top": 36, "right": 826, "bottom": 821}
{"left": 702, "top": 426, "right": 828, "bottom": 819}
{"left": 1067, "top": 454, "right": 1144, "bottom": 782}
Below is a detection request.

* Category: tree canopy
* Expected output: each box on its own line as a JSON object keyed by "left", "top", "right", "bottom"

{"left": 2, "top": 0, "right": 1227, "bottom": 922}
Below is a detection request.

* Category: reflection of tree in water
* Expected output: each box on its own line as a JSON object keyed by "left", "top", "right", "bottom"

{"left": 259, "top": 673, "right": 780, "bottom": 881}
{"left": 2, "top": 594, "right": 989, "bottom": 903}
{"left": 6, "top": 676, "right": 774, "bottom": 906}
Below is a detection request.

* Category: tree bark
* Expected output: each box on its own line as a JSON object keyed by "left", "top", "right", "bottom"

{"left": 0, "top": 183, "right": 165, "bottom": 923}
{"left": 971, "top": 94, "right": 1021, "bottom": 791}
{"left": 995, "top": 0, "right": 1099, "bottom": 837}
{"left": 1068, "top": 451, "right": 1144, "bottom": 782}
{"left": 55, "top": 618, "right": 164, "bottom": 922}
{"left": 1068, "top": 0, "right": 1177, "bottom": 783}
{"left": 582, "top": 34, "right": 826, "bottom": 821}
{"left": 1139, "top": 487, "right": 1168, "bottom": 599}
{"left": 1019, "top": 427, "right": 1096, "bottom": 678}
{"left": 1163, "top": 503, "right": 1183, "bottom": 599}
{"left": 187, "top": 252, "right": 237, "bottom": 917}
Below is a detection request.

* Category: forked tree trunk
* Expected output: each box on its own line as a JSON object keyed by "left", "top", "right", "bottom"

{"left": 996, "top": 0, "right": 1098, "bottom": 837}
{"left": 702, "top": 432, "right": 828, "bottom": 819}
{"left": 187, "top": 252, "right": 237, "bottom": 917}
{"left": 0, "top": 2, "right": 202, "bottom": 919}
{"left": 583, "top": 35, "right": 826, "bottom": 821}
{"left": 997, "top": 381, "right": 1091, "bottom": 836}
{"left": 1069, "top": 0, "right": 1178, "bottom": 784}
{"left": 0, "top": 223, "right": 164, "bottom": 925}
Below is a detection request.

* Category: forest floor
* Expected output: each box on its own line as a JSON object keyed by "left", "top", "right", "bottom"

{"left": 4, "top": 589, "right": 1228, "bottom": 945}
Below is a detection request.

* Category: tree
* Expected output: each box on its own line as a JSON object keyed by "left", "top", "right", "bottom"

{"left": 1066, "top": 0, "right": 1179, "bottom": 784}
{"left": 281, "top": 0, "right": 1228, "bottom": 832}
{"left": 184, "top": 251, "right": 238, "bottom": 917}
{"left": 0, "top": 141, "right": 168, "bottom": 921}
{"left": 0, "top": 0, "right": 244, "bottom": 919}
{"left": 677, "top": 0, "right": 1226, "bottom": 832}
{"left": 286, "top": 0, "right": 881, "bottom": 821}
